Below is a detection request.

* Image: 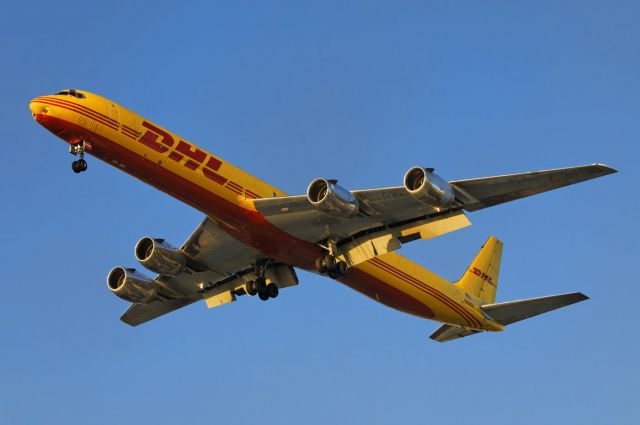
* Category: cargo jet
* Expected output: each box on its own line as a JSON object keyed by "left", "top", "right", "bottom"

{"left": 29, "top": 90, "right": 616, "bottom": 342}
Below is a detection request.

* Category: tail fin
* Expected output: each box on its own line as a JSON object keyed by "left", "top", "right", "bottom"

{"left": 456, "top": 236, "right": 503, "bottom": 304}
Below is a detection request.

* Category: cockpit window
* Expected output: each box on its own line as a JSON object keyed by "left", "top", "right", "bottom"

{"left": 54, "top": 89, "right": 86, "bottom": 99}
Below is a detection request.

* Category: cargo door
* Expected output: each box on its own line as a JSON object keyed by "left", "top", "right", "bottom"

{"left": 108, "top": 102, "right": 120, "bottom": 127}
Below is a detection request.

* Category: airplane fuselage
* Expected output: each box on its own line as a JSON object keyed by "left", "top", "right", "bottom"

{"left": 29, "top": 90, "right": 501, "bottom": 331}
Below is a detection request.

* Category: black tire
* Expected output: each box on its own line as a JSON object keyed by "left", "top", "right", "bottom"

{"left": 315, "top": 257, "right": 325, "bottom": 273}
{"left": 266, "top": 283, "right": 279, "bottom": 299}
{"left": 328, "top": 271, "right": 338, "bottom": 279}
{"left": 71, "top": 161, "right": 81, "bottom": 173}
{"left": 78, "top": 158, "right": 87, "bottom": 171}
{"left": 322, "top": 255, "right": 336, "bottom": 271}
{"left": 336, "top": 261, "right": 349, "bottom": 276}
{"left": 246, "top": 281, "right": 257, "bottom": 296}
{"left": 255, "top": 277, "right": 267, "bottom": 293}
{"left": 258, "top": 290, "right": 270, "bottom": 301}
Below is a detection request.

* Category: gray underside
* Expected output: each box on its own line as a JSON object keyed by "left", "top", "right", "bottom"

{"left": 120, "top": 164, "right": 614, "bottom": 326}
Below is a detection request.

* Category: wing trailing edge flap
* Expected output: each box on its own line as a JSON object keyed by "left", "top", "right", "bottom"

{"left": 121, "top": 297, "right": 199, "bottom": 326}
{"left": 337, "top": 210, "right": 471, "bottom": 268}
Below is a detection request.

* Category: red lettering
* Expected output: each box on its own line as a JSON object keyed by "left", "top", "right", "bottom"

{"left": 137, "top": 121, "right": 228, "bottom": 186}
{"left": 202, "top": 156, "right": 227, "bottom": 185}
{"left": 175, "top": 140, "right": 207, "bottom": 163}
{"left": 139, "top": 121, "right": 175, "bottom": 153}
{"left": 470, "top": 267, "right": 494, "bottom": 285}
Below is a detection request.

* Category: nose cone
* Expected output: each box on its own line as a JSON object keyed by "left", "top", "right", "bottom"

{"left": 29, "top": 97, "right": 47, "bottom": 118}
{"left": 29, "top": 97, "right": 65, "bottom": 134}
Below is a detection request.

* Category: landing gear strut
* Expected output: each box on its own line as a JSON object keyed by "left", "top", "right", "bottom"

{"left": 70, "top": 141, "right": 88, "bottom": 173}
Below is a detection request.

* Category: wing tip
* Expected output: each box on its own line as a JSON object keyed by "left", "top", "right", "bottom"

{"left": 574, "top": 292, "right": 589, "bottom": 302}
{"left": 590, "top": 163, "right": 618, "bottom": 175}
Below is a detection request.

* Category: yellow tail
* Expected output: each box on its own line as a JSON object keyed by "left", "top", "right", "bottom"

{"left": 456, "top": 236, "right": 503, "bottom": 304}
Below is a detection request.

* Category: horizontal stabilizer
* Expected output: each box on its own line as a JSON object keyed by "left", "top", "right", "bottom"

{"left": 481, "top": 292, "right": 588, "bottom": 325}
{"left": 430, "top": 324, "right": 482, "bottom": 342}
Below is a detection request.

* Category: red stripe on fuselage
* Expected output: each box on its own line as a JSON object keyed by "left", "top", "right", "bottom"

{"left": 33, "top": 99, "right": 119, "bottom": 130}
{"left": 370, "top": 258, "right": 481, "bottom": 327}
{"left": 34, "top": 96, "right": 118, "bottom": 124}
{"left": 34, "top": 114, "right": 455, "bottom": 322}
{"left": 36, "top": 114, "right": 323, "bottom": 267}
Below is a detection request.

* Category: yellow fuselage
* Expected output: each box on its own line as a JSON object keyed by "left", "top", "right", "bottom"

{"left": 29, "top": 90, "right": 502, "bottom": 332}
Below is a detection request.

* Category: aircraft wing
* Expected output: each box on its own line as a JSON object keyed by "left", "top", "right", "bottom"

{"left": 253, "top": 164, "right": 615, "bottom": 268}
{"left": 120, "top": 217, "right": 265, "bottom": 326}
{"left": 449, "top": 164, "right": 616, "bottom": 211}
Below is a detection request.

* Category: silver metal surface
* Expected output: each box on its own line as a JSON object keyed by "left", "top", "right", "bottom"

{"left": 429, "top": 324, "right": 482, "bottom": 342}
{"left": 403, "top": 167, "right": 455, "bottom": 210}
{"left": 307, "top": 178, "right": 359, "bottom": 218}
{"left": 120, "top": 164, "right": 615, "bottom": 326}
{"left": 450, "top": 163, "right": 617, "bottom": 211}
{"left": 135, "top": 237, "right": 186, "bottom": 276}
{"left": 481, "top": 292, "right": 589, "bottom": 325}
{"left": 107, "top": 267, "right": 157, "bottom": 304}
{"left": 119, "top": 217, "right": 265, "bottom": 326}
{"left": 254, "top": 164, "right": 616, "bottom": 247}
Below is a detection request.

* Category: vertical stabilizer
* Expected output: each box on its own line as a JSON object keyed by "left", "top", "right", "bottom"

{"left": 456, "top": 236, "right": 503, "bottom": 304}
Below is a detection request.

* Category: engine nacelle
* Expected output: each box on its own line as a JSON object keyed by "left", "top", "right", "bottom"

{"left": 107, "top": 267, "right": 157, "bottom": 304}
{"left": 135, "top": 237, "right": 186, "bottom": 276}
{"left": 307, "top": 178, "right": 359, "bottom": 218}
{"left": 403, "top": 167, "right": 455, "bottom": 210}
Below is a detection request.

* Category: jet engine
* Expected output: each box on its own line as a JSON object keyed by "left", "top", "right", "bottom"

{"left": 107, "top": 267, "right": 157, "bottom": 304}
{"left": 307, "top": 178, "right": 359, "bottom": 218}
{"left": 135, "top": 237, "right": 186, "bottom": 276}
{"left": 403, "top": 167, "right": 455, "bottom": 210}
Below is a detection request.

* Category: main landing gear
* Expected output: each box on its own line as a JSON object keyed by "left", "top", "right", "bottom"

{"left": 70, "top": 141, "right": 88, "bottom": 174}
{"left": 245, "top": 277, "right": 279, "bottom": 301}
{"left": 315, "top": 254, "right": 349, "bottom": 279}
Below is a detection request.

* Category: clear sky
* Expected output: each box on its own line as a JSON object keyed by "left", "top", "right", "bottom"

{"left": 2, "top": 1, "right": 638, "bottom": 424}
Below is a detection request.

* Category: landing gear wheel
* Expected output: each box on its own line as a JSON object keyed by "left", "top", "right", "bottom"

{"left": 266, "top": 283, "right": 279, "bottom": 299}
{"left": 336, "top": 261, "right": 349, "bottom": 276}
{"left": 322, "top": 255, "right": 336, "bottom": 271}
{"left": 69, "top": 141, "right": 88, "bottom": 173}
{"left": 258, "top": 290, "right": 270, "bottom": 301}
{"left": 316, "top": 254, "right": 348, "bottom": 278}
{"left": 315, "top": 257, "right": 326, "bottom": 273}
{"left": 255, "top": 277, "right": 267, "bottom": 293}
{"left": 246, "top": 281, "right": 257, "bottom": 296}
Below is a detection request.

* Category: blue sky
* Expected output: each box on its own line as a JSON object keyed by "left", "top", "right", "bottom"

{"left": 2, "top": 1, "right": 638, "bottom": 424}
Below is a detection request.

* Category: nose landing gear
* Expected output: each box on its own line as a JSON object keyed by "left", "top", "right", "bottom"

{"left": 70, "top": 141, "right": 88, "bottom": 173}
